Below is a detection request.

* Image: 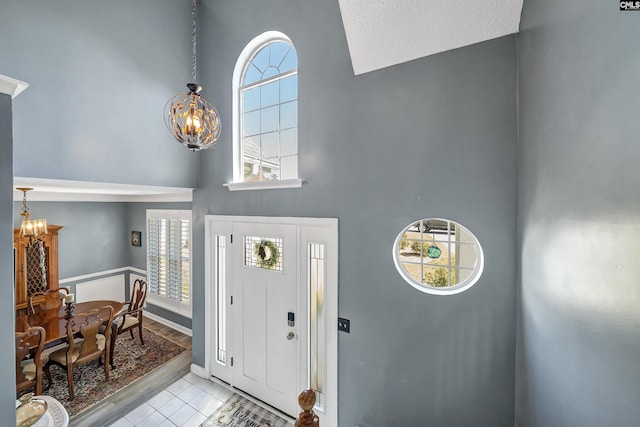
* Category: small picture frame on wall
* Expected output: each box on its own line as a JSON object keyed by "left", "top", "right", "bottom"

{"left": 131, "top": 231, "right": 142, "bottom": 247}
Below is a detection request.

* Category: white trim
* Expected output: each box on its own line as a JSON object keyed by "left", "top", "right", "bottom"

{"left": 0, "top": 74, "right": 28, "bottom": 98}
{"left": 224, "top": 179, "right": 303, "bottom": 191}
{"left": 128, "top": 266, "right": 147, "bottom": 276}
{"left": 60, "top": 266, "right": 135, "bottom": 284}
{"left": 75, "top": 274, "right": 126, "bottom": 303}
{"left": 146, "top": 293, "right": 192, "bottom": 319}
{"left": 204, "top": 219, "right": 232, "bottom": 383}
{"left": 300, "top": 222, "right": 338, "bottom": 427}
{"left": 392, "top": 218, "right": 485, "bottom": 296}
{"left": 231, "top": 31, "right": 300, "bottom": 187}
{"left": 190, "top": 363, "right": 208, "bottom": 378}
{"left": 58, "top": 266, "right": 193, "bottom": 331}
{"left": 146, "top": 209, "right": 193, "bottom": 318}
{"left": 144, "top": 311, "right": 192, "bottom": 336}
{"left": 203, "top": 215, "right": 338, "bottom": 427}
{"left": 13, "top": 177, "right": 193, "bottom": 202}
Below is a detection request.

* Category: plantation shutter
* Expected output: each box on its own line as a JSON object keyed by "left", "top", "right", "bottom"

{"left": 147, "top": 211, "right": 191, "bottom": 305}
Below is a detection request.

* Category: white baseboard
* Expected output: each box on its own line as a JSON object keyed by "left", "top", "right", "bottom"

{"left": 144, "top": 311, "right": 192, "bottom": 336}
{"left": 190, "top": 364, "right": 208, "bottom": 378}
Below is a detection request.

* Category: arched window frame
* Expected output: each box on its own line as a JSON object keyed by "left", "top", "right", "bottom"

{"left": 226, "top": 31, "right": 303, "bottom": 191}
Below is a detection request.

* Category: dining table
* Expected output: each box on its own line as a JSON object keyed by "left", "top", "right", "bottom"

{"left": 16, "top": 300, "right": 125, "bottom": 368}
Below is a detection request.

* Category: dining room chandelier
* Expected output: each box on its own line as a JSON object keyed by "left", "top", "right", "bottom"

{"left": 17, "top": 187, "right": 47, "bottom": 240}
{"left": 164, "top": 0, "right": 221, "bottom": 152}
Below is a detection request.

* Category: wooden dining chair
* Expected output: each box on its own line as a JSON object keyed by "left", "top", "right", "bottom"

{"left": 15, "top": 326, "right": 46, "bottom": 396}
{"left": 116, "top": 279, "right": 148, "bottom": 345}
{"left": 44, "top": 305, "right": 114, "bottom": 400}
{"left": 28, "top": 287, "right": 69, "bottom": 314}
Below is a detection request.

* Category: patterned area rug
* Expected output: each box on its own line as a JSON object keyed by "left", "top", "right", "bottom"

{"left": 201, "top": 394, "right": 291, "bottom": 427}
{"left": 41, "top": 327, "right": 188, "bottom": 417}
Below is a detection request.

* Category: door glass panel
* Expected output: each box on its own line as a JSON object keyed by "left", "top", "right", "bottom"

{"left": 26, "top": 240, "right": 48, "bottom": 294}
{"left": 309, "top": 242, "right": 326, "bottom": 409}
{"left": 215, "top": 235, "right": 227, "bottom": 365}
{"left": 244, "top": 235, "right": 283, "bottom": 271}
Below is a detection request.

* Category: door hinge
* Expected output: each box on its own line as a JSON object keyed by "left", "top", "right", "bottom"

{"left": 230, "top": 357, "right": 234, "bottom": 367}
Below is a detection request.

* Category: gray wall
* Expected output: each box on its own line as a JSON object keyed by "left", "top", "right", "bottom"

{"left": 10, "top": 200, "right": 193, "bottom": 329}
{"left": 126, "top": 202, "right": 192, "bottom": 270}
{"left": 1, "top": 94, "right": 16, "bottom": 424}
{"left": 193, "top": 1, "right": 518, "bottom": 426}
{"left": 516, "top": 1, "right": 640, "bottom": 426}
{"left": 0, "top": 0, "right": 198, "bottom": 188}
{"left": 127, "top": 202, "right": 193, "bottom": 329}
{"left": 13, "top": 202, "right": 129, "bottom": 278}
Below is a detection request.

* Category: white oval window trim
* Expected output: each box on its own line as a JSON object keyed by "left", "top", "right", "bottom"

{"left": 392, "top": 218, "right": 484, "bottom": 295}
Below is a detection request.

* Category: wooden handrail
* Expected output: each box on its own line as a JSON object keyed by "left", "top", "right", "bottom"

{"left": 295, "top": 389, "right": 319, "bottom": 427}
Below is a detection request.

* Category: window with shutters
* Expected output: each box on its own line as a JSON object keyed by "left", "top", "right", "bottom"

{"left": 146, "top": 210, "right": 192, "bottom": 317}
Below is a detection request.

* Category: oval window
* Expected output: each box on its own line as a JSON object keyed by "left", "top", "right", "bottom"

{"left": 392, "top": 218, "right": 484, "bottom": 295}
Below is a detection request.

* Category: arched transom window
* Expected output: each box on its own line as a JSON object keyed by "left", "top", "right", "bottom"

{"left": 234, "top": 33, "right": 298, "bottom": 185}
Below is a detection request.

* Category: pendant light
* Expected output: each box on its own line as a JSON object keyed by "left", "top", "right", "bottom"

{"left": 17, "top": 187, "right": 48, "bottom": 240}
{"left": 164, "top": 0, "right": 221, "bottom": 151}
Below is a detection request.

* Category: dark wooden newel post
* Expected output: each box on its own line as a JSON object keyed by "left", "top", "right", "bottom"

{"left": 295, "top": 389, "right": 319, "bottom": 427}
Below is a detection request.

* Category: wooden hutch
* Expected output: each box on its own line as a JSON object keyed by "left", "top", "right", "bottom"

{"left": 14, "top": 225, "right": 63, "bottom": 315}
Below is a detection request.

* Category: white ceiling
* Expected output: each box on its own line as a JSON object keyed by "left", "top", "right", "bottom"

{"left": 338, "top": 0, "right": 524, "bottom": 75}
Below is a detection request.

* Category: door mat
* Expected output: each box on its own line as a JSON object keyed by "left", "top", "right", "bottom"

{"left": 201, "top": 393, "right": 291, "bottom": 427}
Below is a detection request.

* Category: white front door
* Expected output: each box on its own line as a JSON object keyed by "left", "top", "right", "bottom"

{"left": 231, "top": 221, "right": 299, "bottom": 417}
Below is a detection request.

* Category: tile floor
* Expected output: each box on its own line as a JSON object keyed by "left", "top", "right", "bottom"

{"left": 108, "top": 372, "right": 233, "bottom": 427}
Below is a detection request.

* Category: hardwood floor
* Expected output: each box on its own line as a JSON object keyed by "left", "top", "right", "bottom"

{"left": 143, "top": 316, "right": 193, "bottom": 349}
{"left": 70, "top": 317, "right": 192, "bottom": 427}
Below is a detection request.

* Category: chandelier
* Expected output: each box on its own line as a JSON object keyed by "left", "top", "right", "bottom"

{"left": 17, "top": 187, "right": 47, "bottom": 239}
{"left": 164, "top": 0, "right": 221, "bottom": 152}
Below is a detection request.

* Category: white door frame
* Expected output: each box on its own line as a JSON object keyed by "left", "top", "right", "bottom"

{"left": 199, "top": 215, "right": 338, "bottom": 427}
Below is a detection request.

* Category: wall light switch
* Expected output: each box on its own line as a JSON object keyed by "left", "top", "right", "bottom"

{"left": 338, "top": 317, "right": 350, "bottom": 333}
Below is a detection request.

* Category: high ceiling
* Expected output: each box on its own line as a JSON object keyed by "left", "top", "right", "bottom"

{"left": 338, "top": 0, "right": 524, "bottom": 75}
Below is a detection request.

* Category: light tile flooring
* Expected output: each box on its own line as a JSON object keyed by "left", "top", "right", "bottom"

{"left": 108, "top": 371, "right": 233, "bottom": 427}
{"left": 106, "top": 318, "right": 230, "bottom": 426}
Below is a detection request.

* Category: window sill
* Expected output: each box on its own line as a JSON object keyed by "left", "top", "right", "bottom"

{"left": 224, "top": 179, "right": 304, "bottom": 191}
{"left": 146, "top": 294, "right": 192, "bottom": 319}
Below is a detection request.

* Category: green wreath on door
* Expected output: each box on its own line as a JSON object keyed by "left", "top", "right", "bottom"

{"left": 254, "top": 239, "right": 280, "bottom": 269}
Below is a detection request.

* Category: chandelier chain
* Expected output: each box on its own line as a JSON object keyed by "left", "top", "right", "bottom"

{"left": 22, "top": 190, "right": 29, "bottom": 215}
{"left": 164, "top": 0, "right": 221, "bottom": 151}
{"left": 191, "top": 0, "right": 197, "bottom": 83}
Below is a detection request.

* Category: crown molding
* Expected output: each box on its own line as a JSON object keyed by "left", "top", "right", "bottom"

{"left": 0, "top": 74, "right": 29, "bottom": 98}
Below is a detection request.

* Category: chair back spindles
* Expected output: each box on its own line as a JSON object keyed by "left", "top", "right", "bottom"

{"left": 295, "top": 389, "right": 319, "bottom": 427}
{"left": 45, "top": 305, "right": 114, "bottom": 399}
{"left": 115, "top": 279, "right": 148, "bottom": 346}
{"left": 129, "top": 279, "right": 147, "bottom": 312}
{"left": 68, "top": 306, "right": 114, "bottom": 364}
{"left": 28, "top": 289, "right": 67, "bottom": 314}
{"left": 15, "top": 326, "right": 46, "bottom": 396}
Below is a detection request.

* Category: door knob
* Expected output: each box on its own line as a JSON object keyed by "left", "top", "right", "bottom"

{"left": 287, "top": 331, "right": 295, "bottom": 340}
